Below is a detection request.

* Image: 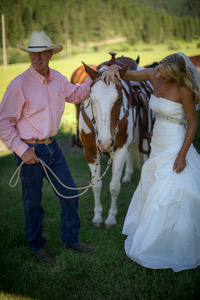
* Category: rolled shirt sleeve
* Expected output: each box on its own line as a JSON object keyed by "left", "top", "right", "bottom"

{"left": 64, "top": 77, "right": 92, "bottom": 104}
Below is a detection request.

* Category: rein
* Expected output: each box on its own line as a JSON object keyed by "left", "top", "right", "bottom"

{"left": 9, "top": 150, "right": 113, "bottom": 198}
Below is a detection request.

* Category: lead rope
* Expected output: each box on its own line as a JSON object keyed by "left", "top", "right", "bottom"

{"left": 9, "top": 151, "right": 113, "bottom": 199}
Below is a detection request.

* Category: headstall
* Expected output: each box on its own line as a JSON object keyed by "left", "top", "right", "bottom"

{"left": 81, "top": 75, "right": 130, "bottom": 152}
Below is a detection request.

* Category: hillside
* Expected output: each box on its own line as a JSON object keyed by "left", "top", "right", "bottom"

{"left": 0, "top": 0, "right": 199, "bottom": 53}
{"left": 135, "top": 0, "right": 200, "bottom": 17}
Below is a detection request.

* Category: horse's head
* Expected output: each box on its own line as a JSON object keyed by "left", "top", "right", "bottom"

{"left": 82, "top": 62, "right": 130, "bottom": 153}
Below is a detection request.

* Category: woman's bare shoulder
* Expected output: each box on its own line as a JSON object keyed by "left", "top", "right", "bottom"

{"left": 179, "top": 85, "right": 193, "bottom": 100}
{"left": 179, "top": 85, "right": 195, "bottom": 111}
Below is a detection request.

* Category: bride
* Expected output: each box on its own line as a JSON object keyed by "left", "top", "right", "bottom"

{"left": 102, "top": 52, "right": 200, "bottom": 272}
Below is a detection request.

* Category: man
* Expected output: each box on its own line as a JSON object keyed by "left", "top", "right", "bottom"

{"left": 0, "top": 31, "right": 95, "bottom": 264}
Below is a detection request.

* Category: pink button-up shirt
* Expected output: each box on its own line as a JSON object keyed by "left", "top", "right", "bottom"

{"left": 0, "top": 65, "right": 91, "bottom": 157}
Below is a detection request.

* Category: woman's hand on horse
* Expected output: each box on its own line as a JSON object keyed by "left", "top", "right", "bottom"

{"left": 102, "top": 65, "right": 121, "bottom": 85}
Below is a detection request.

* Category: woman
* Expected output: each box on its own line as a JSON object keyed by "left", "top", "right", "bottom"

{"left": 102, "top": 52, "right": 200, "bottom": 272}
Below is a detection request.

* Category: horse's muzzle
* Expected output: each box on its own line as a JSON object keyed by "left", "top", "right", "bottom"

{"left": 96, "top": 138, "right": 114, "bottom": 152}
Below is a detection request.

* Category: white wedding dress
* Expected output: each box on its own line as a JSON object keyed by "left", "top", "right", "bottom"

{"left": 122, "top": 94, "right": 200, "bottom": 272}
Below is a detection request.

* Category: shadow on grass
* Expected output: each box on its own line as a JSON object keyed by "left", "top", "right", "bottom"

{"left": 0, "top": 141, "right": 135, "bottom": 300}
{"left": 0, "top": 128, "right": 200, "bottom": 300}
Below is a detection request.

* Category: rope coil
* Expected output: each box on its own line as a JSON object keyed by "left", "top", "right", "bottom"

{"left": 9, "top": 154, "right": 113, "bottom": 199}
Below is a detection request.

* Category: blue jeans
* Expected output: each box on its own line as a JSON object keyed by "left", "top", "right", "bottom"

{"left": 14, "top": 139, "right": 80, "bottom": 252}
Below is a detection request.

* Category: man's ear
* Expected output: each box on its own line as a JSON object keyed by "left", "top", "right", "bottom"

{"left": 49, "top": 50, "right": 53, "bottom": 59}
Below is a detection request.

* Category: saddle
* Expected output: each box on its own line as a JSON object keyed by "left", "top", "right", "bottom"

{"left": 97, "top": 52, "right": 138, "bottom": 71}
{"left": 131, "top": 80, "right": 154, "bottom": 155}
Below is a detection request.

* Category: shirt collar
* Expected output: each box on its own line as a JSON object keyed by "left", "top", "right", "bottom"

{"left": 29, "top": 65, "right": 54, "bottom": 83}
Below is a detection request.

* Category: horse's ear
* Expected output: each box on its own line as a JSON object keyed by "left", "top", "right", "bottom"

{"left": 119, "top": 62, "right": 132, "bottom": 79}
{"left": 82, "top": 61, "right": 98, "bottom": 80}
{"left": 136, "top": 55, "right": 140, "bottom": 65}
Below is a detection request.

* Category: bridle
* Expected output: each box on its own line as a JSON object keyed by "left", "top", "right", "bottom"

{"left": 81, "top": 75, "right": 130, "bottom": 153}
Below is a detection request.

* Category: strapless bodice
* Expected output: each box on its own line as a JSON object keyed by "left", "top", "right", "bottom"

{"left": 150, "top": 94, "right": 185, "bottom": 120}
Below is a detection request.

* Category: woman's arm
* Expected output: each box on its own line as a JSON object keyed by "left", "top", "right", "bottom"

{"left": 101, "top": 64, "right": 156, "bottom": 85}
{"left": 173, "top": 86, "right": 197, "bottom": 173}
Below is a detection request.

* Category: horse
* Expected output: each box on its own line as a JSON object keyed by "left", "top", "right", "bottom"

{"left": 70, "top": 56, "right": 140, "bottom": 148}
{"left": 189, "top": 55, "right": 200, "bottom": 73}
{"left": 79, "top": 53, "right": 154, "bottom": 227}
{"left": 70, "top": 64, "right": 97, "bottom": 147}
{"left": 143, "top": 61, "right": 159, "bottom": 68}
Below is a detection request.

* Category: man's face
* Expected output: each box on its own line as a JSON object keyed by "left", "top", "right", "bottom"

{"left": 29, "top": 50, "right": 53, "bottom": 76}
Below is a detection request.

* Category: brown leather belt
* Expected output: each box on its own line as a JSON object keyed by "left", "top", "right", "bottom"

{"left": 22, "top": 137, "right": 55, "bottom": 145}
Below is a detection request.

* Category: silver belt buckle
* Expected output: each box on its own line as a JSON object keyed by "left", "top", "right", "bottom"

{"left": 45, "top": 137, "right": 52, "bottom": 145}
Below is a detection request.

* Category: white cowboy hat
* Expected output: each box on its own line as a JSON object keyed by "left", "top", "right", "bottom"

{"left": 18, "top": 31, "right": 63, "bottom": 54}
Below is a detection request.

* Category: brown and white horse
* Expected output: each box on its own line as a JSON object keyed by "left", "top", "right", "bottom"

{"left": 79, "top": 62, "right": 134, "bottom": 226}
{"left": 79, "top": 58, "right": 153, "bottom": 227}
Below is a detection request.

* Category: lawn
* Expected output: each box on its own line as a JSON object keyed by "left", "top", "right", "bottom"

{"left": 0, "top": 135, "right": 200, "bottom": 300}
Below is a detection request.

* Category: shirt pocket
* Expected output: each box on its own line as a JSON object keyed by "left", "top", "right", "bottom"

{"left": 57, "top": 92, "right": 65, "bottom": 114}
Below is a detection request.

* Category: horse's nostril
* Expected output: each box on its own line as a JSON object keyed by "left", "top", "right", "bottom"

{"left": 97, "top": 139, "right": 102, "bottom": 145}
{"left": 111, "top": 139, "right": 114, "bottom": 147}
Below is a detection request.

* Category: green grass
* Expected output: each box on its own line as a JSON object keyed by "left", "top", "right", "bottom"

{"left": 0, "top": 135, "right": 200, "bottom": 300}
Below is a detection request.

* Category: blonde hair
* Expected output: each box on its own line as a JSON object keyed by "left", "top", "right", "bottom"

{"left": 161, "top": 54, "right": 200, "bottom": 104}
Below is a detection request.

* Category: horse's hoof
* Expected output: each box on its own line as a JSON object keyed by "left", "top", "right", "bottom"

{"left": 105, "top": 215, "right": 117, "bottom": 227}
{"left": 92, "top": 222, "right": 103, "bottom": 228}
{"left": 122, "top": 175, "right": 131, "bottom": 183}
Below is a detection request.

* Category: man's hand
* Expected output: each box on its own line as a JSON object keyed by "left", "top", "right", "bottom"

{"left": 21, "top": 147, "right": 39, "bottom": 164}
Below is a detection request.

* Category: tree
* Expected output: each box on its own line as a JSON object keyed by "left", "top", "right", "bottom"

{"left": 22, "top": 6, "right": 33, "bottom": 37}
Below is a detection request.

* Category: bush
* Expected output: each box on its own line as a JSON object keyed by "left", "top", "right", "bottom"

{"left": 142, "top": 48, "right": 153, "bottom": 51}
{"left": 168, "top": 42, "right": 180, "bottom": 50}
{"left": 7, "top": 49, "right": 30, "bottom": 64}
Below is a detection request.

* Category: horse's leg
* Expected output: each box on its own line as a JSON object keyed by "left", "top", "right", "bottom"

{"left": 122, "top": 124, "right": 139, "bottom": 182}
{"left": 71, "top": 104, "right": 81, "bottom": 147}
{"left": 88, "top": 159, "right": 103, "bottom": 227}
{"left": 105, "top": 148, "right": 127, "bottom": 226}
{"left": 122, "top": 143, "right": 134, "bottom": 182}
{"left": 79, "top": 108, "right": 103, "bottom": 226}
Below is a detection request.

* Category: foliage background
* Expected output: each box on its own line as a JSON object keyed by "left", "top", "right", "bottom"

{"left": 0, "top": 0, "right": 200, "bottom": 64}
